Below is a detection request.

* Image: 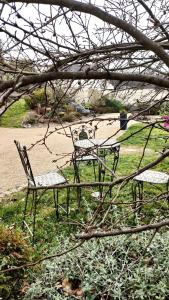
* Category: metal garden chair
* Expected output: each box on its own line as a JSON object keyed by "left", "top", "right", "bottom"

{"left": 70, "top": 124, "right": 99, "bottom": 207}
{"left": 95, "top": 150, "right": 119, "bottom": 199}
{"left": 70, "top": 124, "right": 98, "bottom": 183}
{"left": 14, "top": 140, "right": 69, "bottom": 243}
{"left": 132, "top": 169, "right": 169, "bottom": 212}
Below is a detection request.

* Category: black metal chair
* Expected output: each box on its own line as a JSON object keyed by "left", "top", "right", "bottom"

{"left": 97, "top": 143, "right": 120, "bottom": 175}
{"left": 70, "top": 124, "right": 98, "bottom": 183}
{"left": 132, "top": 169, "right": 169, "bottom": 212}
{"left": 14, "top": 140, "right": 69, "bottom": 243}
{"left": 97, "top": 150, "right": 119, "bottom": 198}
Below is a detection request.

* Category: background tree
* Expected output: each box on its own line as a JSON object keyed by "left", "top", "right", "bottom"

{"left": 0, "top": 0, "right": 169, "bottom": 244}
{"left": 0, "top": 0, "right": 169, "bottom": 114}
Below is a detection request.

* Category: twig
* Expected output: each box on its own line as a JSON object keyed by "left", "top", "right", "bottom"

{"left": 75, "top": 219, "right": 169, "bottom": 239}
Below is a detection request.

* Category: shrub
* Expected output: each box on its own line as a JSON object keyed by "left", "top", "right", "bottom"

{"left": 22, "top": 111, "right": 39, "bottom": 127}
{"left": 61, "top": 111, "right": 81, "bottom": 122}
{"left": 104, "top": 98, "right": 124, "bottom": 112}
{"left": 160, "top": 101, "right": 169, "bottom": 115}
{"left": 0, "top": 225, "right": 32, "bottom": 299}
{"left": 92, "top": 106, "right": 114, "bottom": 114}
{"left": 132, "top": 102, "right": 161, "bottom": 115}
{"left": 84, "top": 102, "right": 92, "bottom": 109}
{"left": 88, "top": 88, "right": 103, "bottom": 106}
{"left": 24, "top": 88, "right": 48, "bottom": 109}
{"left": 91, "top": 97, "right": 124, "bottom": 114}
{"left": 24, "top": 95, "right": 35, "bottom": 110}
{"left": 25, "top": 231, "right": 169, "bottom": 299}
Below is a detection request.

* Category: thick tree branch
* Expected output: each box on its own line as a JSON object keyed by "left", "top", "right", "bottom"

{"left": 1, "top": 71, "right": 169, "bottom": 93}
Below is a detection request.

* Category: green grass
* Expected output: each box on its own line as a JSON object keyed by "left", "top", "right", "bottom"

{"left": 1, "top": 147, "right": 168, "bottom": 299}
{"left": 0, "top": 122, "right": 168, "bottom": 251}
{"left": 0, "top": 122, "right": 169, "bottom": 296}
{"left": 0, "top": 125, "right": 169, "bottom": 255}
{"left": 0, "top": 99, "right": 29, "bottom": 128}
{"left": 118, "top": 123, "right": 169, "bottom": 151}
{"left": 0, "top": 150, "right": 168, "bottom": 252}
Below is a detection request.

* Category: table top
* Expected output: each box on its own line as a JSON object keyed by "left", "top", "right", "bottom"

{"left": 134, "top": 170, "right": 169, "bottom": 184}
{"left": 74, "top": 138, "right": 120, "bottom": 149}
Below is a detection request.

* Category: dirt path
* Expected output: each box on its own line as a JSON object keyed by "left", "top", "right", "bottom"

{"left": 0, "top": 114, "right": 137, "bottom": 196}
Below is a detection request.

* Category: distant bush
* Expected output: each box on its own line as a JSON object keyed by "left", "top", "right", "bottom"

{"left": 24, "top": 88, "right": 48, "bottom": 109}
{"left": 132, "top": 102, "right": 161, "bottom": 115}
{"left": 0, "top": 225, "right": 32, "bottom": 299}
{"left": 61, "top": 111, "right": 81, "bottom": 122}
{"left": 104, "top": 98, "right": 124, "bottom": 112}
{"left": 24, "top": 95, "right": 34, "bottom": 109}
{"left": 160, "top": 101, "right": 169, "bottom": 115}
{"left": 84, "top": 102, "right": 92, "bottom": 109}
{"left": 92, "top": 97, "right": 124, "bottom": 113}
{"left": 22, "top": 111, "right": 39, "bottom": 126}
{"left": 25, "top": 232, "right": 169, "bottom": 300}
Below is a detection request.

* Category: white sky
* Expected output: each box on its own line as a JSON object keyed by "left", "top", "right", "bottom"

{"left": 0, "top": 0, "right": 147, "bottom": 59}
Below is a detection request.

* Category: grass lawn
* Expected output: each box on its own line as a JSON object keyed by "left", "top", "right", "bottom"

{"left": 1, "top": 151, "right": 168, "bottom": 250}
{"left": 118, "top": 123, "right": 169, "bottom": 151}
{"left": 0, "top": 123, "right": 168, "bottom": 250}
{"left": 0, "top": 123, "right": 169, "bottom": 299}
{"left": 0, "top": 99, "right": 29, "bottom": 127}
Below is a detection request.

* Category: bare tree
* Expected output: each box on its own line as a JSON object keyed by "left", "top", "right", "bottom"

{"left": 0, "top": 0, "right": 169, "bottom": 243}
{"left": 0, "top": 0, "right": 169, "bottom": 112}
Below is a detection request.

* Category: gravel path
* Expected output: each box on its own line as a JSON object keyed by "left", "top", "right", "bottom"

{"left": 0, "top": 114, "right": 137, "bottom": 196}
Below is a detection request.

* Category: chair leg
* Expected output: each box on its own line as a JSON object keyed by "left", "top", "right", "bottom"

{"left": 74, "top": 160, "right": 81, "bottom": 208}
{"left": 77, "top": 186, "right": 81, "bottom": 208}
{"left": 98, "top": 162, "right": 104, "bottom": 198}
{"left": 109, "top": 185, "right": 113, "bottom": 198}
{"left": 132, "top": 181, "right": 137, "bottom": 210}
{"left": 166, "top": 182, "right": 169, "bottom": 204}
{"left": 112, "top": 146, "right": 120, "bottom": 173}
{"left": 138, "top": 181, "right": 143, "bottom": 213}
{"left": 92, "top": 160, "right": 97, "bottom": 181}
{"left": 22, "top": 188, "right": 30, "bottom": 229}
{"left": 66, "top": 187, "right": 70, "bottom": 217}
{"left": 98, "top": 161, "right": 102, "bottom": 182}
{"left": 32, "top": 190, "right": 37, "bottom": 245}
{"left": 53, "top": 189, "right": 59, "bottom": 219}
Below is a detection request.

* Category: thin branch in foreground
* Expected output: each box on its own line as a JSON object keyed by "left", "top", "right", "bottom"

{"left": 0, "top": 240, "right": 85, "bottom": 274}
{"left": 75, "top": 219, "right": 169, "bottom": 240}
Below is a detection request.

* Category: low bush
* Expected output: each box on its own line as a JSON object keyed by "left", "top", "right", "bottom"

{"left": 131, "top": 102, "right": 161, "bottom": 115}
{"left": 25, "top": 231, "right": 169, "bottom": 299}
{"left": 24, "top": 88, "right": 48, "bottom": 109}
{"left": 22, "top": 111, "right": 39, "bottom": 126}
{"left": 104, "top": 98, "right": 124, "bottom": 112}
{"left": 92, "top": 97, "right": 124, "bottom": 114}
{"left": 0, "top": 225, "right": 32, "bottom": 299}
{"left": 61, "top": 111, "right": 81, "bottom": 122}
{"left": 92, "top": 106, "right": 114, "bottom": 114}
{"left": 160, "top": 101, "right": 169, "bottom": 115}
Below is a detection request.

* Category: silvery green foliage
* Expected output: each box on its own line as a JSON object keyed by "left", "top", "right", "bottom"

{"left": 25, "top": 232, "right": 169, "bottom": 299}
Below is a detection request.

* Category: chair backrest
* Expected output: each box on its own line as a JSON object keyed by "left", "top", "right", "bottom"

{"left": 14, "top": 140, "right": 35, "bottom": 186}
{"left": 70, "top": 124, "right": 95, "bottom": 145}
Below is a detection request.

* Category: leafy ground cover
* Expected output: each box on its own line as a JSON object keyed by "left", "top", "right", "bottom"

{"left": 25, "top": 232, "right": 169, "bottom": 300}
{"left": 0, "top": 124, "right": 169, "bottom": 299}
{"left": 0, "top": 100, "right": 29, "bottom": 127}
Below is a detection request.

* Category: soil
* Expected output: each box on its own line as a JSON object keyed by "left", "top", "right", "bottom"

{"left": 0, "top": 113, "right": 137, "bottom": 197}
